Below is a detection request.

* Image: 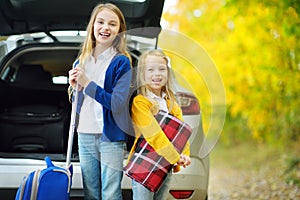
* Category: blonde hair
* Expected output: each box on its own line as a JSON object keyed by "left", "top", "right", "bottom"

{"left": 78, "top": 3, "right": 131, "bottom": 64}
{"left": 137, "top": 49, "right": 176, "bottom": 110}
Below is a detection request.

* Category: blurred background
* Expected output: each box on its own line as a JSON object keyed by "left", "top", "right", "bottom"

{"left": 160, "top": 0, "right": 299, "bottom": 199}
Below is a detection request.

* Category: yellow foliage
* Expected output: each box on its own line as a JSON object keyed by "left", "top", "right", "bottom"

{"left": 161, "top": 0, "right": 300, "bottom": 143}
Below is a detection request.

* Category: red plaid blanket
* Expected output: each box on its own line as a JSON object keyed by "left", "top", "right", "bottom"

{"left": 124, "top": 110, "right": 192, "bottom": 192}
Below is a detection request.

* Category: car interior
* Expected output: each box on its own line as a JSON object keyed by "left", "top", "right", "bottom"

{"left": 0, "top": 43, "right": 79, "bottom": 160}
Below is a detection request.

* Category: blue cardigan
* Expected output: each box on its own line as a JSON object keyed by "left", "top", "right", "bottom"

{"left": 74, "top": 55, "right": 132, "bottom": 142}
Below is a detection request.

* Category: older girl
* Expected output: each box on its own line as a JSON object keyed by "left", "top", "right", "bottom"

{"left": 68, "top": 3, "right": 131, "bottom": 200}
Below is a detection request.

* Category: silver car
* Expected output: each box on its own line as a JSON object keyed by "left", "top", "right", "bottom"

{"left": 0, "top": 0, "right": 209, "bottom": 199}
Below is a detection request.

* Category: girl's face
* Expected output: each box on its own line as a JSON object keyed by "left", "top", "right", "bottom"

{"left": 144, "top": 55, "right": 168, "bottom": 96}
{"left": 93, "top": 8, "right": 120, "bottom": 47}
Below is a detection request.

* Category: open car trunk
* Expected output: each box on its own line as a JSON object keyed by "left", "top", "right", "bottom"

{"left": 0, "top": 43, "right": 81, "bottom": 161}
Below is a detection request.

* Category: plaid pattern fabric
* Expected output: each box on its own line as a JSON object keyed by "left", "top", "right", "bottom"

{"left": 124, "top": 110, "right": 192, "bottom": 192}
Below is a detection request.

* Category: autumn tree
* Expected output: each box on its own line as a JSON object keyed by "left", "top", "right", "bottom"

{"left": 161, "top": 0, "right": 300, "bottom": 145}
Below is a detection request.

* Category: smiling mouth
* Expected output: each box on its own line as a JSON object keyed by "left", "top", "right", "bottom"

{"left": 152, "top": 78, "right": 162, "bottom": 84}
{"left": 100, "top": 32, "right": 110, "bottom": 37}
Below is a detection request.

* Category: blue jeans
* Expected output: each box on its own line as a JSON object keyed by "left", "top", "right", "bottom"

{"left": 78, "top": 133, "right": 125, "bottom": 200}
{"left": 132, "top": 172, "right": 173, "bottom": 200}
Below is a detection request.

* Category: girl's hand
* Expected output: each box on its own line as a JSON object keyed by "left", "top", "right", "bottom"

{"left": 68, "top": 68, "right": 77, "bottom": 88}
{"left": 172, "top": 164, "right": 181, "bottom": 173}
{"left": 75, "top": 67, "right": 90, "bottom": 88}
{"left": 177, "top": 154, "right": 191, "bottom": 168}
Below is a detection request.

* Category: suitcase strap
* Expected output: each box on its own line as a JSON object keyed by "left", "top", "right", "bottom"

{"left": 17, "top": 176, "right": 28, "bottom": 200}
{"left": 30, "top": 169, "right": 41, "bottom": 200}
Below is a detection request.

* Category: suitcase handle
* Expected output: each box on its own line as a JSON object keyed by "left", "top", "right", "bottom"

{"left": 45, "top": 156, "right": 54, "bottom": 168}
{"left": 66, "top": 82, "right": 79, "bottom": 167}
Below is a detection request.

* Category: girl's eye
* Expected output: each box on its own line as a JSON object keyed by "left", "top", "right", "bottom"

{"left": 160, "top": 68, "right": 166, "bottom": 71}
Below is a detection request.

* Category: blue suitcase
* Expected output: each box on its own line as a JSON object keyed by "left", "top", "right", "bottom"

{"left": 15, "top": 157, "right": 73, "bottom": 200}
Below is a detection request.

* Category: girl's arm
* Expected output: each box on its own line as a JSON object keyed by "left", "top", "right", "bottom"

{"left": 132, "top": 95, "right": 181, "bottom": 165}
{"left": 83, "top": 55, "right": 131, "bottom": 112}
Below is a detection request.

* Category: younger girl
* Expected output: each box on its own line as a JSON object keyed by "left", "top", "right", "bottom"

{"left": 129, "top": 49, "right": 191, "bottom": 200}
{"left": 68, "top": 3, "right": 131, "bottom": 200}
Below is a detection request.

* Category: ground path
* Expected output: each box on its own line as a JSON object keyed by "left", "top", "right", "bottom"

{"left": 207, "top": 143, "right": 300, "bottom": 200}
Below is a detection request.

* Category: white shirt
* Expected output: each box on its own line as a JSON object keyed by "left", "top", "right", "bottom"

{"left": 77, "top": 47, "right": 117, "bottom": 133}
{"left": 146, "top": 91, "right": 169, "bottom": 113}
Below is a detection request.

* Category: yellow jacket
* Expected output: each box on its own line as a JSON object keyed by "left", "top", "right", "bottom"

{"left": 129, "top": 94, "right": 190, "bottom": 166}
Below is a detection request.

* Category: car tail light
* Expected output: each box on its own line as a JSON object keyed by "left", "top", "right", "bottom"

{"left": 175, "top": 92, "right": 200, "bottom": 115}
{"left": 169, "top": 190, "right": 194, "bottom": 199}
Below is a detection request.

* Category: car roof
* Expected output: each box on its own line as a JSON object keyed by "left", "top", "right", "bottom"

{"left": 0, "top": 0, "right": 165, "bottom": 38}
